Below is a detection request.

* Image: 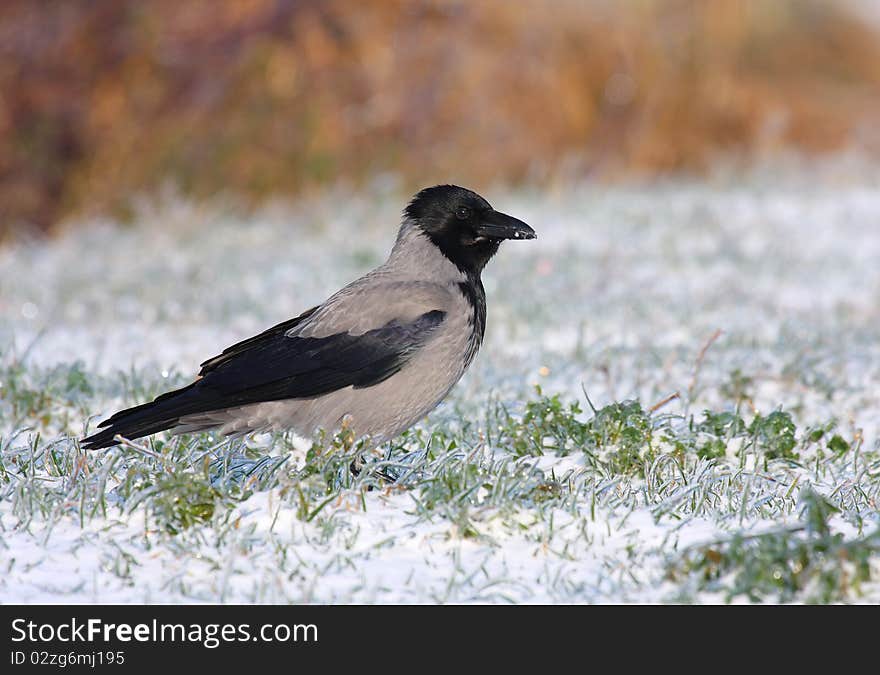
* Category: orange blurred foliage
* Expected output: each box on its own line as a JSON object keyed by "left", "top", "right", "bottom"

{"left": 2, "top": 0, "right": 879, "bottom": 237}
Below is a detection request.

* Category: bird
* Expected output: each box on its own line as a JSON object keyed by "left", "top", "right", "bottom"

{"left": 81, "top": 185, "right": 535, "bottom": 454}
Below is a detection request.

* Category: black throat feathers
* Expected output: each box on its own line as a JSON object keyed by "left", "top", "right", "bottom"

{"left": 457, "top": 275, "right": 487, "bottom": 347}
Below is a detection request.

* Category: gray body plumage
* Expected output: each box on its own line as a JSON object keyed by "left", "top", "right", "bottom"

{"left": 175, "top": 222, "right": 478, "bottom": 445}
{"left": 81, "top": 185, "right": 534, "bottom": 453}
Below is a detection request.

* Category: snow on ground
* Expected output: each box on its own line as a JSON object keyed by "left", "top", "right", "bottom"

{"left": 1, "top": 160, "right": 879, "bottom": 603}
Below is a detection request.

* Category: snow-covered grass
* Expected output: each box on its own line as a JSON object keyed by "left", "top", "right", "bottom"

{"left": 2, "top": 163, "right": 879, "bottom": 603}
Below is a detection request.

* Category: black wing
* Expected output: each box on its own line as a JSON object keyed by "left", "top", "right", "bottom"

{"left": 198, "top": 305, "right": 319, "bottom": 373}
{"left": 195, "top": 308, "right": 447, "bottom": 402}
{"left": 81, "top": 309, "right": 446, "bottom": 449}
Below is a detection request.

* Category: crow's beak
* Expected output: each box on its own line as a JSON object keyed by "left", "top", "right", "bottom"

{"left": 476, "top": 210, "right": 536, "bottom": 240}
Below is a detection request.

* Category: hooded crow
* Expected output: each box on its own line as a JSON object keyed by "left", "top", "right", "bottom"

{"left": 81, "top": 185, "right": 535, "bottom": 452}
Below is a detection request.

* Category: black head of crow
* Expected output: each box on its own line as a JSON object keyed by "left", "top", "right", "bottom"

{"left": 404, "top": 184, "right": 536, "bottom": 275}
{"left": 81, "top": 185, "right": 535, "bottom": 453}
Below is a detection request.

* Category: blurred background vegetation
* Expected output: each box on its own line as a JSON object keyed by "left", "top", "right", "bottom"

{"left": 2, "top": 0, "right": 880, "bottom": 238}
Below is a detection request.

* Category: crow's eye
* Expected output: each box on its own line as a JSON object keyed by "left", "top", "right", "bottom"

{"left": 456, "top": 206, "right": 471, "bottom": 220}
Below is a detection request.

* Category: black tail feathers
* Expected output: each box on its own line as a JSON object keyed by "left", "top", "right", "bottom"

{"left": 80, "top": 382, "right": 201, "bottom": 450}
